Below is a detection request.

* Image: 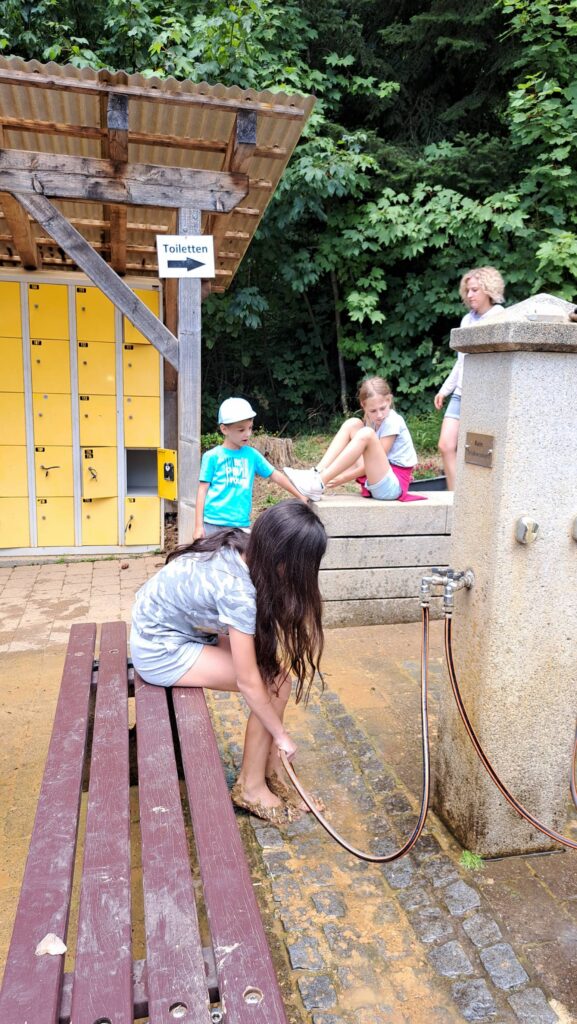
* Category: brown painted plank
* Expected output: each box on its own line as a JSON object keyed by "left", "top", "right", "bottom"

{"left": 173, "top": 688, "right": 289, "bottom": 1024}
{"left": 69, "top": 621, "right": 132, "bottom": 1024}
{"left": 0, "top": 623, "right": 96, "bottom": 1024}
{"left": 135, "top": 674, "right": 213, "bottom": 1022}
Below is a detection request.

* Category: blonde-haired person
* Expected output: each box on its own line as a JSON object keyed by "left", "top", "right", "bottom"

{"left": 434, "top": 266, "right": 505, "bottom": 490}
{"left": 284, "top": 376, "right": 418, "bottom": 502}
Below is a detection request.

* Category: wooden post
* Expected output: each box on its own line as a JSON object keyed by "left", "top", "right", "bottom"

{"left": 177, "top": 208, "right": 202, "bottom": 542}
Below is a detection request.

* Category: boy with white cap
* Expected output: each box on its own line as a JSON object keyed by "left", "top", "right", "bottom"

{"left": 193, "top": 397, "right": 305, "bottom": 538}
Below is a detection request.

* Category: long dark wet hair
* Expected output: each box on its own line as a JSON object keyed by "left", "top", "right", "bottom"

{"left": 166, "top": 500, "right": 327, "bottom": 702}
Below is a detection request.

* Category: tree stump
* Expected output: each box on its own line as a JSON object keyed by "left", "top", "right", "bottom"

{"left": 251, "top": 435, "right": 295, "bottom": 467}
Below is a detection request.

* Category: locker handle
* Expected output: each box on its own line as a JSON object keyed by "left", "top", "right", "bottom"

{"left": 40, "top": 464, "right": 60, "bottom": 477}
{"left": 125, "top": 515, "right": 134, "bottom": 533}
{"left": 88, "top": 467, "right": 98, "bottom": 480}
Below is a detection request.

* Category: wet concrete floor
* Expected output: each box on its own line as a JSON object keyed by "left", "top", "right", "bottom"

{"left": 0, "top": 559, "right": 576, "bottom": 1022}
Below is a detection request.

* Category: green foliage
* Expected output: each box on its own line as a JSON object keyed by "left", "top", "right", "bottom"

{"left": 3, "top": 0, "right": 577, "bottom": 428}
{"left": 460, "top": 849, "right": 485, "bottom": 871}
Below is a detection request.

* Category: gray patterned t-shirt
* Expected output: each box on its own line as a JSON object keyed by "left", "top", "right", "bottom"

{"left": 132, "top": 546, "right": 256, "bottom": 649}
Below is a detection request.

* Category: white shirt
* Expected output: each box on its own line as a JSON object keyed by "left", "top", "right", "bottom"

{"left": 439, "top": 304, "right": 504, "bottom": 397}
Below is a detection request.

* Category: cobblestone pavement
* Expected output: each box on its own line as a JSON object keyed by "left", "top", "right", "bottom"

{"left": 0, "top": 559, "right": 575, "bottom": 1022}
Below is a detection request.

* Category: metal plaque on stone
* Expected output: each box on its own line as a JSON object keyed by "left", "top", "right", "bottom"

{"left": 464, "top": 433, "right": 494, "bottom": 468}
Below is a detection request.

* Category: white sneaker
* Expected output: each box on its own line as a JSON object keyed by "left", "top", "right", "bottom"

{"left": 283, "top": 466, "right": 324, "bottom": 502}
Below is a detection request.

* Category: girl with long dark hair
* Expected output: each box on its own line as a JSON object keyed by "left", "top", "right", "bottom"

{"left": 131, "top": 500, "right": 327, "bottom": 824}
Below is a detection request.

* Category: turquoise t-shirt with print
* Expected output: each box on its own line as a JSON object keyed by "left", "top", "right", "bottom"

{"left": 200, "top": 444, "right": 274, "bottom": 528}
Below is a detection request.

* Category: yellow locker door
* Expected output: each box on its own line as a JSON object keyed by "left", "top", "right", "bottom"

{"left": 75, "top": 286, "right": 116, "bottom": 342}
{"left": 124, "top": 497, "right": 160, "bottom": 545}
{"left": 122, "top": 344, "right": 160, "bottom": 396}
{"left": 36, "top": 497, "right": 74, "bottom": 546}
{"left": 0, "top": 393, "right": 26, "bottom": 444}
{"left": 81, "top": 447, "right": 117, "bottom": 498}
{"left": 0, "top": 497, "right": 30, "bottom": 547}
{"left": 0, "top": 282, "right": 22, "bottom": 337}
{"left": 124, "top": 396, "right": 160, "bottom": 447}
{"left": 0, "top": 447, "right": 28, "bottom": 496}
{"left": 34, "top": 446, "right": 74, "bottom": 497}
{"left": 28, "top": 283, "right": 69, "bottom": 339}
{"left": 78, "top": 395, "right": 117, "bottom": 446}
{"left": 77, "top": 341, "right": 116, "bottom": 395}
{"left": 2, "top": 338, "right": 24, "bottom": 391}
{"left": 33, "top": 393, "right": 72, "bottom": 445}
{"left": 81, "top": 498, "right": 118, "bottom": 545}
{"left": 123, "top": 289, "right": 160, "bottom": 344}
{"left": 30, "top": 339, "right": 71, "bottom": 393}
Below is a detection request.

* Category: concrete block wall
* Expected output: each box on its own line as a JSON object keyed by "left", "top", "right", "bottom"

{"left": 316, "top": 492, "right": 453, "bottom": 627}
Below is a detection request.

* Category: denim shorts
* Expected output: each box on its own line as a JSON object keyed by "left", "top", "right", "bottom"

{"left": 367, "top": 466, "right": 403, "bottom": 501}
{"left": 130, "top": 625, "right": 217, "bottom": 687}
{"left": 444, "top": 393, "right": 461, "bottom": 420}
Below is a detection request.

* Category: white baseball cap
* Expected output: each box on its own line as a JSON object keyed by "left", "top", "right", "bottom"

{"left": 218, "top": 397, "right": 257, "bottom": 424}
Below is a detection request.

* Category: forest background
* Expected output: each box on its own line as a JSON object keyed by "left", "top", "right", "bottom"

{"left": 2, "top": 0, "right": 577, "bottom": 433}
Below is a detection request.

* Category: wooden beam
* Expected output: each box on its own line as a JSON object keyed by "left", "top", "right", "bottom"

{"left": 0, "top": 125, "right": 39, "bottom": 269}
{"left": 177, "top": 207, "right": 202, "bottom": 542}
{"left": 206, "top": 112, "right": 257, "bottom": 238}
{"left": 0, "top": 70, "right": 307, "bottom": 120}
{"left": 100, "top": 94, "right": 128, "bottom": 274}
{"left": 0, "top": 118, "right": 288, "bottom": 160}
{"left": 11, "top": 191, "right": 179, "bottom": 369}
{"left": 0, "top": 150, "right": 249, "bottom": 211}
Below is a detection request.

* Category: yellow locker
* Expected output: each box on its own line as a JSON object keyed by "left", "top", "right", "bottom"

{"left": 0, "top": 447, "right": 28, "bottom": 497}
{"left": 0, "top": 282, "right": 22, "bottom": 338}
{"left": 28, "top": 283, "right": 69, "bottom": 339}
{"left": 0, "top": 393, "right": 26, "bottom": 444}
{"left": 75, "top": 286, "right": 116, "bottom": 342}
{"left": 78, "top": 395, "right": 117, "bottom": 446}
{"left": 36, "top": 497, "right": 74, "bottom": 546}
{"left": 2, "top": 338, "right": 24, "bottom": 391}
{"left": 77, "top": 341, "right": 116, "bottom": 395}
{"left": 30, "top": 339, "right": 71, "bottom": 394}
{"left": 34, "top": 446, "right": 74, "bottom": 497}
{"left": 122, "top": 344, "right": 160, "bottom": 397}
{"left": 81, "top": 498, "right": 118, "bottom": 545}
{"left": 124, "top": 497, "right": 160, "bottom": 545}
{"left": 0, "top": 497, "right": 30, "bottom": 548}
{"left": 123, "top": 288, "right": 160, "bottom": 345}
{"left": 33, "top": 393, "right": 72, "bottom": 445}
{"left": 124, "top": 396, "right": 161, "bottom": 447}
{"left": 81, "top": 447, "right": 117, "bottom": 498}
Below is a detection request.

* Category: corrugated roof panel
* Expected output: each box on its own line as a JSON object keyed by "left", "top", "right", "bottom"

{"left": 0, "top": 56, "right": 314, "bottom": 287}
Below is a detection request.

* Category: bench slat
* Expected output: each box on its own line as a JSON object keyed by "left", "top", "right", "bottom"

{"left": 134, "top": 674, "right": 213, "bottom": 1023}
{"left": 0, "top": 623, "right": 96, "bottom": 1024}
{"left": 173, "top": 688, "right": 289, "bottom": 1024}
{"left": 69, "top": 621, "right": 133, "bottom": 1024}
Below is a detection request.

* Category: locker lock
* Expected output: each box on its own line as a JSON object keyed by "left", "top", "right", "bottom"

{"left": 40, "top": 464, "right": 60, "bottom": 477}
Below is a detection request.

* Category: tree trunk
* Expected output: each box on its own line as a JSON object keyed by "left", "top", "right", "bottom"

{"left": 252, "top": 435, "right": 295, "bottom": 467}
{"left": 330, "top": 269, "right": 349, "bottom": 415}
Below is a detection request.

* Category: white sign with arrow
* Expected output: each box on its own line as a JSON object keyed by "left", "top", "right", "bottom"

{"left": 156, "top": 235, "right": 215, "bottom": 278}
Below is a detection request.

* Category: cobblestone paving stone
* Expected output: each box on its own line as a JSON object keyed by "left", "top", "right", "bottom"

{"left": 207, "top": 686, "right": 562, "bottom": 1024}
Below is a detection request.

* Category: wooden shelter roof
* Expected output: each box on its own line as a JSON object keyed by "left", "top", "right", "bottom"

{"left": 0, "top": 56, "right": 315, "bottom": 293}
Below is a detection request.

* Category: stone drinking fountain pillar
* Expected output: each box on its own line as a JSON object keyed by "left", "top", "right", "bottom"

{"left": 433, "top": 300, "right": 577, "bottom": 856}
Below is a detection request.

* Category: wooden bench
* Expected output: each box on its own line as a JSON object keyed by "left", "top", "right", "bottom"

{"left": 317, "top": 492, "right": 454, "bottom": 626}
{"left": 0, "top": 621, "right": 288, "bottom": 1024}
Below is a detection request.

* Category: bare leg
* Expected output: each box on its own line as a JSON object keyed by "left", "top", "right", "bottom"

{"left": 175, "top": 639, "right": 290, "bottom": 810}
{"left": 320, "top": 426, "right": 391, "bottom": 487}
{"left": 316, "top": 417, "right": 364, "bottom": 471}
{"left": 438, "top": 417, "right": 459, "bottom": 491}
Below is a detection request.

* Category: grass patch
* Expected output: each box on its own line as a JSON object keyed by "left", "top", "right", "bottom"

{"left": 460, "top": 850, "right": 485, "bottom": 871}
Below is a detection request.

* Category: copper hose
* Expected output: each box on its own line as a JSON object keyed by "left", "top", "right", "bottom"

{"left": 444, "top": 617, "right": 577, "bottom": 850}
{"left": 279, "top": 605, "right": 431, "bottom": 862}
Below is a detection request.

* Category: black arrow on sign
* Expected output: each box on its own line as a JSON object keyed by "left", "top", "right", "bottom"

{"left": 167, "top": 257, "right": 205, "bottom": 271}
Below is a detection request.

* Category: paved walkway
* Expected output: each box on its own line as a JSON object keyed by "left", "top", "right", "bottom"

{"left": 0, "top": 558, "right": 575, "bottom": 1022}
